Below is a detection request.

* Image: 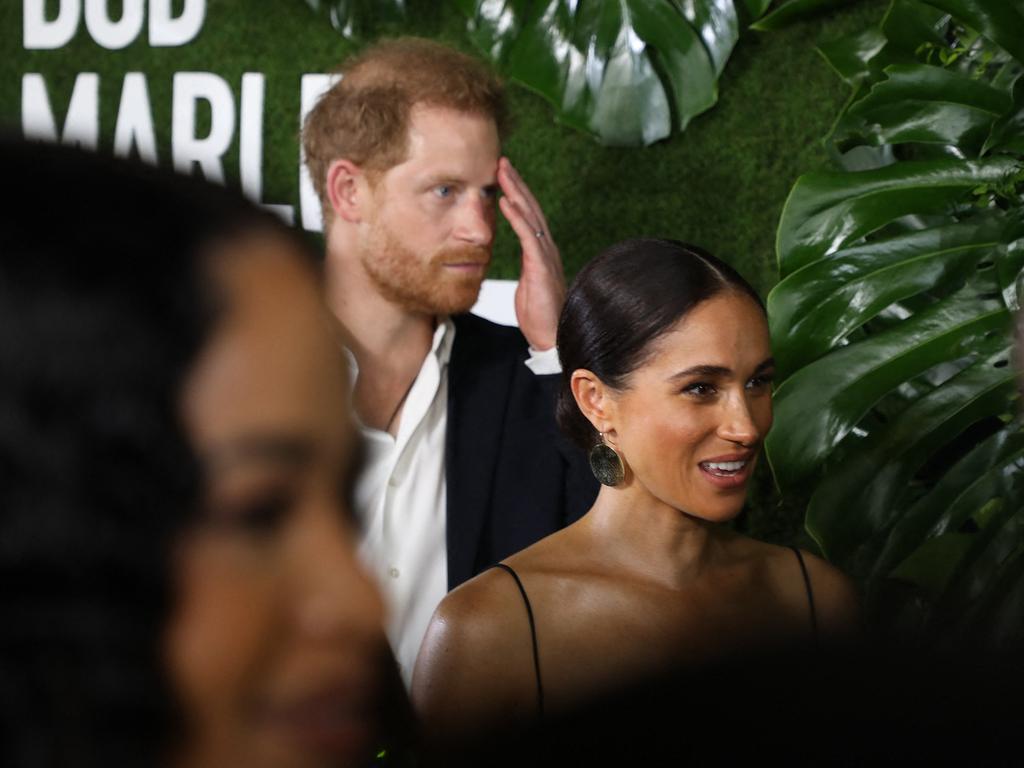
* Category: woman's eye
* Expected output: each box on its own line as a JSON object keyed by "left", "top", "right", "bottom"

{"left": 746, "top": 374, "right": 775, "bottom": 392}
{"left": 210, "top": 490, "right": 292, "bottom": 534}
{"left": 683, "top": 382, "right": 716, "bottom": 397}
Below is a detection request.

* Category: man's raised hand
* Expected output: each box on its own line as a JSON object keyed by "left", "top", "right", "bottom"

{"left": 497, "top": 157, "right": 566, "bottom": 351}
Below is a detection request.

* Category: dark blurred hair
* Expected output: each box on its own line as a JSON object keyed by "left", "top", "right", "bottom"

{"left": 556, "top": 238, "right": 764, "bottom": 451}
{"left": 0, "top": 138, "right": 312, "bottom": 767}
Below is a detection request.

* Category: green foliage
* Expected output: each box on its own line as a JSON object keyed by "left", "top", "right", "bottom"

{"left": 455, "top": 0, "right": 764, "bottom": 145}
{"left": 752, "top": 0, "right": 863, "bottom": 31}
{"left": 766, "top": 0, "right": 1024, "bottom": 647}
{"left": 307, "top": 0, "right": 778, "bottom": 146}
{"left": 302, "top": 0, "right": 408, "bottom": 40}
{"left": 833, "top": 64, "right": 1012, "bottom": 151}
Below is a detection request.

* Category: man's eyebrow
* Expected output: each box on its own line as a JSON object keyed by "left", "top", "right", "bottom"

{"left": 423, "top": 174, "right": 462, "bottom": 184}
{"left": 421, "top": 171, "right": 470, "bottom": 183}
{"left": 202, "top": 434, "right": 314, "bottom": 474}
{"left": 421, "top": 173, "right": 499, "bottom": 189}
{"left": 666, "top": 357, "right": 775, "bottom": 382}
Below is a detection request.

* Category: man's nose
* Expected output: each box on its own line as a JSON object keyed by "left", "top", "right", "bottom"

{"left": 453, "top": 193, "right": 495, "bottom": 247}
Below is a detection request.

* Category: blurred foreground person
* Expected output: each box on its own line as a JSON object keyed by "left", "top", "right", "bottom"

{"left": 0, "top": 139, "right": 407, "bottom": 767}
{"left": 413, "top": 239, "right": 859, "bottom": 746}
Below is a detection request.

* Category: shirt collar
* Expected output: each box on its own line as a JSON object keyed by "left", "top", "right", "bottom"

{"left": 342, "top": 316, "right": 455, "bottom": 385}
{"left": 434, "top": 316, "right": 455, "bottom": 368}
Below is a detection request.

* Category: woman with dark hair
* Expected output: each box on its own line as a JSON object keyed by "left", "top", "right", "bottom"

{"left": 0, "top": 139, "right": 404, "bottom": 767}
{"left": 412, "top": 238, "right": 858, "bottom": 743}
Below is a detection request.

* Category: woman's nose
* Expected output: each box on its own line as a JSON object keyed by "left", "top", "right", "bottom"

{"left": 290, "top": 501, "right": 386, "bottom": 642}
{"left": 718, "top": 392, "right": 761, "bottom": 446}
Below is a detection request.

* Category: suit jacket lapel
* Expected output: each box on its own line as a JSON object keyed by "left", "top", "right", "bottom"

{"left": 445, "top": 315, "right": 516, "bottom": 589}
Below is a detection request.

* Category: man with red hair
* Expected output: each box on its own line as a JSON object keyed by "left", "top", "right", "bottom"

{"left": 303, "top": 37, "right": 596, "bottom": 683}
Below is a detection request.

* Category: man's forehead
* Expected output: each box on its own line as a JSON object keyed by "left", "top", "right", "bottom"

{"left": 387, "top": 105, "right": 500, "bottom": 180}
{"left": 408, "top": 101, "right": 496, "bottom": 127}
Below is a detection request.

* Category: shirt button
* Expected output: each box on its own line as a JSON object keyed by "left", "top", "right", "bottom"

{"left": 389, "top": 567, "right": 400, "bottom": 579}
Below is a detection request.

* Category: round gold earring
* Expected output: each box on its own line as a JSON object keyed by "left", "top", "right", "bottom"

{"left": 589, "top": 433, "right": 625, "bottom": 487}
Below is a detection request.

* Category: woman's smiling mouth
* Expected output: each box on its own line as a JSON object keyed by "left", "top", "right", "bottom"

{"left": 256, "top": 680, "right": 380, "bottom": 758}
{"left": 698, "top": 453, "right": 756, "bottom": 489}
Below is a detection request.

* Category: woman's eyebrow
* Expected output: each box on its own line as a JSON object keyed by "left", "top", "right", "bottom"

{"left": 666, "top": 357, "right": 775, "bottom": 382}
{"left": 202, "top": 434, "right": 314, "bottom": 474}
{"left": 666, "top": 364, "right": 731, "bottom": 382}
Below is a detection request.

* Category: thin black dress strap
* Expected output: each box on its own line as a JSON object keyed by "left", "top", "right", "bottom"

{"left": 492, "top": 562, "right": 544, "bottom": 718}
{"left": 789, "top": 546, "right": 819, "bottom": 637}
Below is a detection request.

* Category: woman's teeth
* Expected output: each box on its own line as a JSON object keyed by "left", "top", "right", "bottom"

{"left": 701, "top": 460, "right": 746, "bottom": 475}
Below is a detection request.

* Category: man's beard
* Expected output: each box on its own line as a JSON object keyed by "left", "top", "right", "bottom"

{"left": 362, "top": 219, "right": 491, "bottom": 316}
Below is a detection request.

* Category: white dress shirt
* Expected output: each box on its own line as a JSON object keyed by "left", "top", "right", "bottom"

{"left": 351, "top": 318, "right": 559, "bottom": 686}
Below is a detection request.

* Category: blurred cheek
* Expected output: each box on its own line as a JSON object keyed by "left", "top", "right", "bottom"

{"left": 165, "top": 534, "right": 279, "bottom": 755}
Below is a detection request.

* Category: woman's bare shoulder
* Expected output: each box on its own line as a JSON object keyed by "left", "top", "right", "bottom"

{"left": 433, "top": 567, "right": 530, "bottom": 633}
{"left": 415, "top": 526, "right": 585, "bottom": 675}
{"left": 789, "top": 547, "right": 861, "bottom": 634}
{"left": 727, "top": 538, "right": 860, "bottom": 634}
{"left": 411, "top": 565, "right": 542, "bottom": 737}
{"left": 415, "top": 568, "right": 527, "bottom": 668}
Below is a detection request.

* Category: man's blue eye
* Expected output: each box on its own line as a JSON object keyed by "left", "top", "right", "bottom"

{"left": 434, "top": 185, "right": 452, "bottom": 198}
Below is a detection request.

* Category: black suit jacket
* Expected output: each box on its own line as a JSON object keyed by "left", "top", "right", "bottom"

{"left": 445, "top": 313, "right": 598, "bottom": 589}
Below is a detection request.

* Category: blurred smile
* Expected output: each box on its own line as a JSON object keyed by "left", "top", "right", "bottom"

{"left": 255, "top": 676, "right": 380, "bottom": 760}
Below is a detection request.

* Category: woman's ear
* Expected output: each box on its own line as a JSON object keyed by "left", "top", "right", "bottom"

{"left": 570, "top": 369, "right": 618, "bottom": 438}
{"left": 325, "top": 159, "right": 368, "bottom": 223}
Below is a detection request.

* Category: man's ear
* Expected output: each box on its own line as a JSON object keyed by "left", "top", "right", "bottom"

{"left": 325, "top": 159, "right": 368, "bottom": 223}
{"left": 570, "top": 369, "right": 618, "bottom": 439}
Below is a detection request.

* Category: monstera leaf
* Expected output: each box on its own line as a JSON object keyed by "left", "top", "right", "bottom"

{"left": 986, "top": 77, "right": 1024, "bottom": 155}
{"left": 455, "top": 0, "right": 768, "bottom": 145}
{"left": 765, "top": 0, "right": 1024, "bottom": 646}
{"left": 832, "top": 64, "right": 1013, "bottom": 151}
{"left": 815, "top": 0, "right": 949, "bottom": 87}
{"left": 921, "top": 0, "right": 1024, "bottom": 64}
{"left": 302, "top": 0, "right": 771, "bottom": 145}
{"left": 774, "top": 157, "right": 1018, "bottom": 276}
